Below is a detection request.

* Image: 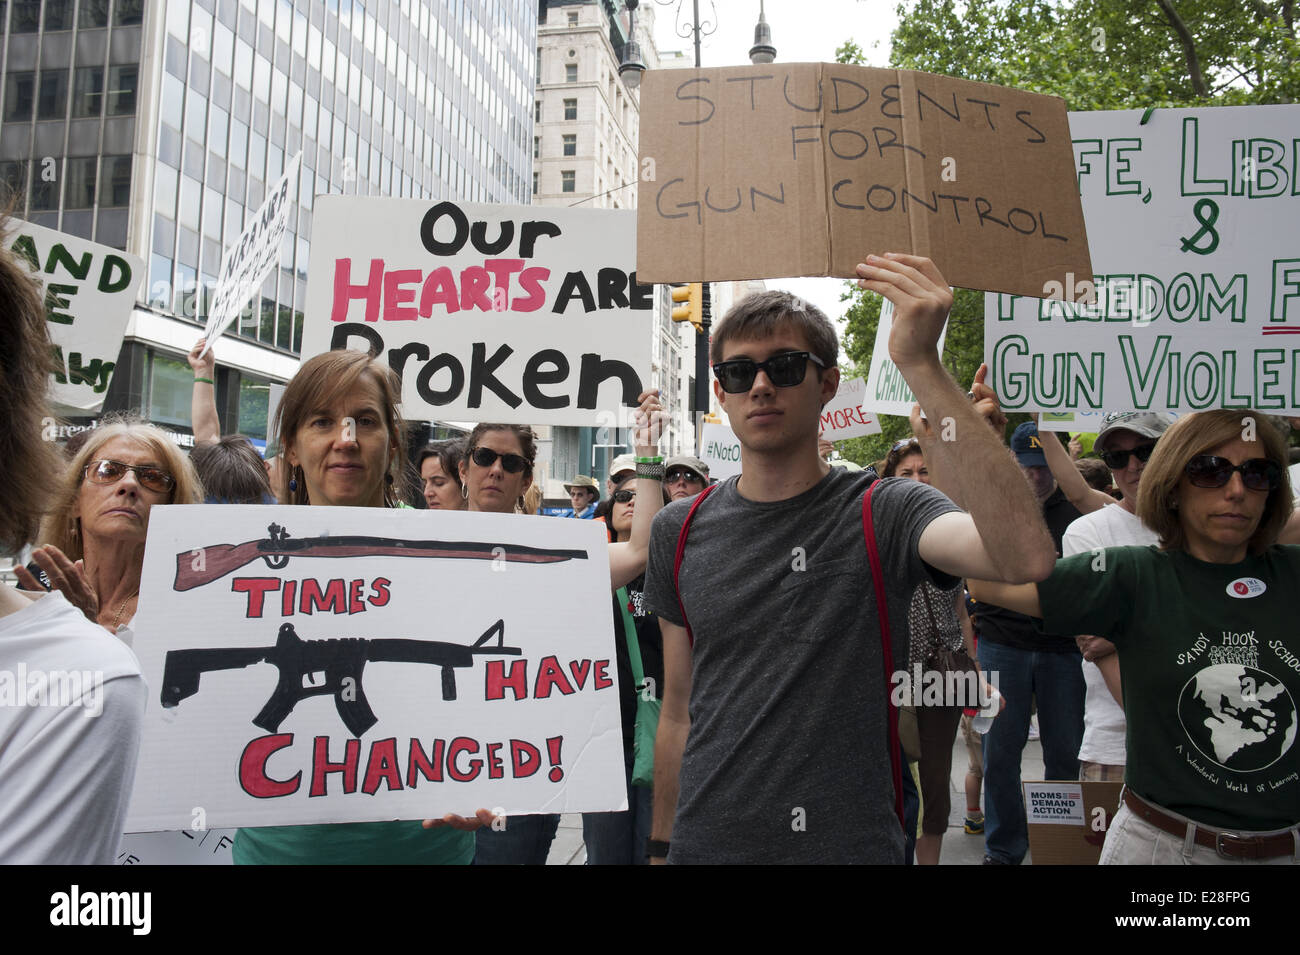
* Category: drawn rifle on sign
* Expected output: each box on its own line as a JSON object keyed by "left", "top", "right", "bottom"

{"left": 174, "top": 523, "right": 589, "bottom": 591}
{"left": 160, "top": 619, "right": 521, "bottom": 736}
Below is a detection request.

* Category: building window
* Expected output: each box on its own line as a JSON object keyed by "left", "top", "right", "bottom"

{"left": 44, "top": 0, "right": 74, "bottom": 31}
{"left": 107, "top": 66, "right": 139, "bottom": 117}
{"left": 561, "top": 170, "right": 575, "bottom": 193}
{"left": 114, "top": 0, "right": 144, "bottom": 27}
{"left": 534, "top": 100, "right": 541, "bottom": 122}
{"left": 80, "top": 1, "right": 111, "bottom": 28}
{"left": 102, "top": 156, "right": 131, "bottom": 207}
{"left": 565, "top": 64, "right": 577, "bottom": 83}
{"left": 568, "top": 11, "right": 578, "bottom": 26}
{"left": 65, "top": 157, "right": 98, "bottom": 209}
{"left": 533, "top": 136, "right": 539, "bottom": 159}
{"left": 10, "top": 1, "right": 41, "bottom": 33}
{"left": 37, "top": 70, "right": 70, "bottom": 120}
{"left": 72, "top": 68, "right": 105, "bottom": 118}
{"left": 532, "top": 171, "right": 538, "bottom": 196}
{"left": 562, "top": 134, "right": 576, "bottom": 157}
{"left": 4, "top": 72, "right": 36, "bottom": 122}
{"left": 563, "top": 98, "right": 577, "bottom": 120}
{"left": 536, "top": 48, "right": 541, "bottom": 78}
{"left": 0, "top": 161, "right": 29, "bottom": 201}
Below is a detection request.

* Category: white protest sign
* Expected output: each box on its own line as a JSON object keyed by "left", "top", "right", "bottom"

{"left": 698, "top": 422, "right": 742, "bottom": 480}
{"left": 986, "top": 104, "right": 1300, "bottom": 414}
{"left": 3, "top": 220, "right": 143, "bottom": 412}
{"left": 300, "top": 199, "right": 651, "bottom": 426}
{"left": 863, "top": 300, "right": 949, "bottom": 416}
{"left": 125, "top": 505, "right": 624, "bottom": 832}
{"left": 1036, "top": 410, "right": 1107, "bottom": 433}
{"left": 819, "top": 376, "right": 882, "bottom": 440}
{"left": 118, "top": 829, "right": 235, "bottom": 865}
{"left": 1023, "top": 782, "right": 1086, "bottom": 826}
{"left": 201, "top": 151, "right": 302, "bottom": 354}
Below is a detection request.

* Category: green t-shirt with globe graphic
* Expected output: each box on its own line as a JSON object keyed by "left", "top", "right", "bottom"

{"left": 1039, "top": 545, "right": 1300, "bottom": 831}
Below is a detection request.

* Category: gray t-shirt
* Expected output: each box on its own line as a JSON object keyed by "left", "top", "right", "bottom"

{"left": 643, "top": 468, "right": 960, "bottom": 864}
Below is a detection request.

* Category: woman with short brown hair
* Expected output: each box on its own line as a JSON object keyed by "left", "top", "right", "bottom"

{"left": 970, "top": 410, "right": 1300, "bottom": 864}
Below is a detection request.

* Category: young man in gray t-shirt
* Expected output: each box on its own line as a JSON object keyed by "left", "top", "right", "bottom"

{"left": 643, "top": 254, "right": 1058, "bottom": 864}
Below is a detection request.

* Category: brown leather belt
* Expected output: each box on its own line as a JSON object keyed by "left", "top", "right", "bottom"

{"left": 1123, "top": 789, "right": 1298, "bottom": 860}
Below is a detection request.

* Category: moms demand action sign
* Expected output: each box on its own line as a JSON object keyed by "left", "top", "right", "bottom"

{"left": 301, "top": 199, "right": 652, "bottom": 425}
{"left": 124, "top": 506, "right": 625, "bottom": 831}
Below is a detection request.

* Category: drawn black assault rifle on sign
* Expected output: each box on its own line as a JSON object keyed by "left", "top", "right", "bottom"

{"left": 161, "top": 619, "right": 521, "bottom": 736}
{"left": 174, "top": 523, "right": 589, "bottom": 591}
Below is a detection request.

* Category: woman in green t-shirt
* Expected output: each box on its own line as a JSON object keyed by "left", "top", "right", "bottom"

{"left": 233, "top": 350, "right": 489, "bottom": 865}
{"left": 970, "top": 409, "right": 1300, "bottom": 865}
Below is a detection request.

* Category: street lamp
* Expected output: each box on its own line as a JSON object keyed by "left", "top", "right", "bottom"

{"left": 749, "top": 1, "right": 777, "bottom": 64}
{"left": 618, "top": 1, "right": 647, "bottom": 89}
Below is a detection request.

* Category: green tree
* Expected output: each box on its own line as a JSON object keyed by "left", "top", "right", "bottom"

{"left": 829, "top": 0, "right": 1296, "bottom": 466}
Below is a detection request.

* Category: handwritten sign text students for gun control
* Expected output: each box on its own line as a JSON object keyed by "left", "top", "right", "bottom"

{"left": 300, "top": 199, "right": 652, "bottom": 426}
{"left": 637, "top": 63, "right": 1092, "bottom": 300}
{"left": 985, "top": 104, "right": 1300, "bottom": 414}
{"left": 124, "top": 506, "right": 625, "bottom": 832}
{"left": 3, "top": 219, "right": 143, "bottom": 412}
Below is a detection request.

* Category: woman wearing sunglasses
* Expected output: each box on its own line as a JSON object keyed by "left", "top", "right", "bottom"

{"left": 18, "top": 420, "right": 203, "bottom": 634}
{"left": 969, "top": 409, "right": 1300, "bottom": 864}
{"left": 467, "top": 389, "right": 667, "bottom": 864}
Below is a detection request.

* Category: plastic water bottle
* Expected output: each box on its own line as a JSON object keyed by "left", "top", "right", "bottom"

{"left": 972, "top": 685, "right": 1002, "bottom": 735}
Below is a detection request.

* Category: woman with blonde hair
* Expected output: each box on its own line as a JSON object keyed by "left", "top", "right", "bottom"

{"left": 18, "top": 417, "right": 202, "bottom": 633}
{"left": 970, "top": 409, "right": 1300, "bottom": 864}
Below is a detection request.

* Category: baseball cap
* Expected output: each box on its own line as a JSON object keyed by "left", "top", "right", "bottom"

{"left": 608, "top": 453, "right": 636, "bottom": 482}
{"left": 1010, "top": 422, "right": 1047, "bottom": 467}
{"left": 665, "top": 455, "right": 709, "bottom": 482}
{"left": 1094, "top": 412, "right": 1175, "bottom": 453}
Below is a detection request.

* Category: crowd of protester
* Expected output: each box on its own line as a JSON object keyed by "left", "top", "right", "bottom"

{"left": 2, "top": 222, "right": 1298, "bottom": 866}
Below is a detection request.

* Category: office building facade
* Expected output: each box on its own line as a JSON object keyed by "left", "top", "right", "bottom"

{"left": 1, "top": 0, "right": 536, "bottom": 447}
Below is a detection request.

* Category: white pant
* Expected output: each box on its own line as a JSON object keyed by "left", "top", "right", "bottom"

{"left": 1101, "top": 803, "right": 1300, "bottom": 865}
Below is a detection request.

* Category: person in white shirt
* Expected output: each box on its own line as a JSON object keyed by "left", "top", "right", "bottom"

{"left": 0, "top": 223, "right": 146, "bottom": 863}
{"left": 1041, "top": 412, "right": 1175, "bottom": 780}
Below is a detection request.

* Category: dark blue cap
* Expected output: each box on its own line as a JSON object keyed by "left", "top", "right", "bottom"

{"left": 1010, "top": 422, "right": 1047, "bottom": 467}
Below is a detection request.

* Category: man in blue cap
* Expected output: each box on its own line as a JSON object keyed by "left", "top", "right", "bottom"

{"left": 972, "top": 421, "right": 1085, "bottom": 865}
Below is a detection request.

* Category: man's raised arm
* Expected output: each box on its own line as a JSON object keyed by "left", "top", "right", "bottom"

{"left": 855, "top": 253, "right": 1055, "bottom": 584}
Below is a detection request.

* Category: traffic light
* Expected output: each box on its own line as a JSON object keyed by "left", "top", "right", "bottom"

{"left": 670, "top": 282, "right": 703, "bottom": 332}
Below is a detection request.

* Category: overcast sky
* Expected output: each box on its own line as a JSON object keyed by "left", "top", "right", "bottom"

{"left": 648, "top": 0, "right": 901, "bottom": 333}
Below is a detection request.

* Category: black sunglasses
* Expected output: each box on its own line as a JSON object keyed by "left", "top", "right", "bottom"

{"left": 612, "top": 489, "right": 636, "bottom": 504}
{"left": 84, "top": 458, "right": 176, "bottom": 494}
{"left": 469, "top": 447, "right": 528, "bottom": 473}
{"left": 1099, "top": 443, "right": 1156, "bottom": 470}
{"left": 1185, "top": 455, "right": 1282, "bottom": 492}
{"left": 665, "top": 468, "right": 703, "bottom": 485}
{"left": 712, "top": 351, "right": 826, "bottom": 394}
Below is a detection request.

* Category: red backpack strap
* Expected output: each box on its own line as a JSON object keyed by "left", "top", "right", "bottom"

{"left": 862, "top": 479, "right": 906, "bottom": 833}
{"left": 672, "top": 483, "right": 719, "bottom": 647}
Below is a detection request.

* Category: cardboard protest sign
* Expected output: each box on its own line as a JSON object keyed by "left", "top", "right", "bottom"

{"left": 819, "top": 376, "right": 881, "bottom": 440}
{"left": 118, "top": 829, "right": 234, "bottom": 865}
{"left": 300, "top": 199, "right": 651, "bottom": 426}
{"left": 125, "top": 506, "right": 625, "bottom": 832}
{"left": 3, "top": 219, "right": 143, "bottom": 412}
{"left": 699, "top": 421, "right": 742, "bottom": 480}
{"left": 986, "top": 105, "right": 1300, "bottom": 414}
{"left": 201, "top": 152, "right": 302, "bottom": 355}
{"left": 637, "top": 63, "right": 1092, "bottom": 299}
{"left": 863, "top": 300, "right": 949, "bottom": 416}
{"left": 1023, "top": 780, "right": 1123, "bottom": 865}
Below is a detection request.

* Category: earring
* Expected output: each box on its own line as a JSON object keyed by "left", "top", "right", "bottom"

{"left": 288, "top": 478, "right": 298, "bottom": 492}
{"left": 461, "top": 483, "right": 469, "bottom": 500}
